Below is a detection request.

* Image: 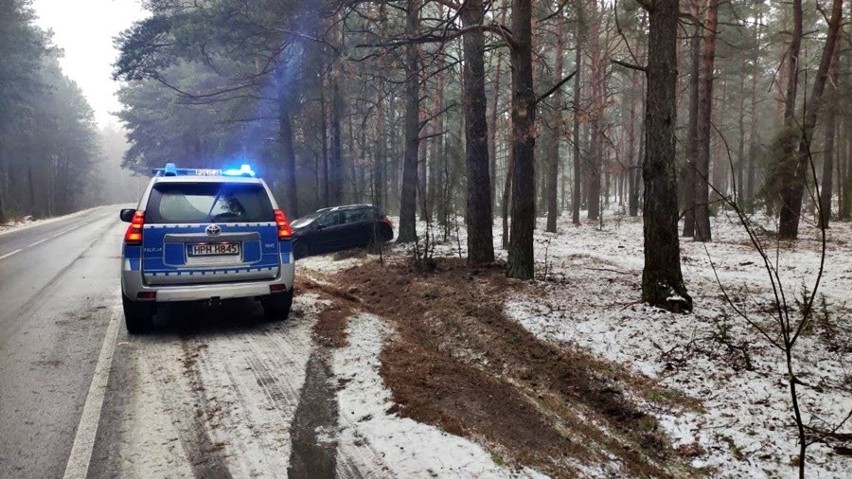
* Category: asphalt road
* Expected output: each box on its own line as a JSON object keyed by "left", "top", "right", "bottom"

{"left": 0, "top": 206, "right": 122, "bottom": 478}
{"left": 0, "top": 206, "right": 349, "bottom": 478}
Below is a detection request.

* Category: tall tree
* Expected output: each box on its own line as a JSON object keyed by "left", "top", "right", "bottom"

{"left": 329, "top": 17, "right": 344, "bottom": 206}
{"left": 586, "top": 0, "right": 605, "bottom": 222}
{"left": 818, "top": 31, "right": 841, "bottom": 229}
{"left": 545, "top": 9, "right": 566, "bottom": 233}
{"left": 693, "top": 0, "right": 719, "bottom": 242}
{"left": 278, "top": 70, "right": 300, "bottom": 216}
{"left": 681, "top": 0, "right": 701, "bottom": 236}
{"left": 773, "top": 0, "right": 804, "bottom": 234}
{"left": 397, "top": 0, "right": 421, "bottom": 243}
{"left": 0, "top": 0, "right": 46, "bottom": 222}
{"left": 777, "top": 0, "right": 843, "bottom": 238}
{"left": 459, "top": 0, "right": 495, "bottom": 263}
{"left": 639, "top": 0, "right": 692, "bottom": 311}
{"left": 572, "top": 0, "right": 585, "bottom": 226}
{"left": 507, "top": 0, "right": 536, "bottom": 279}
{"left": 431, "top": 65, "right": 446, "bottom": 227}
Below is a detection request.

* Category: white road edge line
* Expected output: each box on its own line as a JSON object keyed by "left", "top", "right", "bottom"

{"left": 62, "top": 302, "right": 122, "bottom": 479}
{"left": 27, "top": 237, "right": 49, "bottom": 248}
{"left": 0, "top": 248, "right": 22, "bottom": 261}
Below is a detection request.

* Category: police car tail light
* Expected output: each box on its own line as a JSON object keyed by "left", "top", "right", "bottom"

{"left": 274, "top": 209, "right": 292, "bottom": 240}
{"left": 124, "top": 210, "right": 145, "bottom": 244}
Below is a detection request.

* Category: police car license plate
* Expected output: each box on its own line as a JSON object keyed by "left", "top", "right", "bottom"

{"left": 189, "top": 242, "right": 240, "bottom": 256}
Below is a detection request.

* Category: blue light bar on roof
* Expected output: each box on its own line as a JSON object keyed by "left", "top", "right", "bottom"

{"left": 150, "top": 163, "right": 255, "bottom": 177}
{"left": 222, "top": 164, "right": 256, "bottom": 177}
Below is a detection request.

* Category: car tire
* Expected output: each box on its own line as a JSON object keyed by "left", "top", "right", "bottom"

{"left": 263, "top": 289, "right": 293, "bottom": 321}
{"left": 293, "top": 241, "right": 309, "bottom": 260}
{"left": 123, "top": 295, "right": 154, "bottom": 334}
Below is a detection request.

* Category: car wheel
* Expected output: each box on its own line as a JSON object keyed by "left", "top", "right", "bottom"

{"left": 123, "top": 295, "right": 154, "bottom": 334}
{"left": 263, "top": 289, "right": 293, "bottom": 321}
{"left": 293, "top": 241, "right": 309, "bottom": 260}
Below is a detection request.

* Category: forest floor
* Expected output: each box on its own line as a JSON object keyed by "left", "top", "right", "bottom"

{"left": 297, "top": 209, "right": 852, "bottom": 478}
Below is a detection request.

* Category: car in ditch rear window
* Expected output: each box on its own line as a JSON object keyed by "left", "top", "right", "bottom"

{"left": 119, "top": 163, "right": 295, "bottom": 334}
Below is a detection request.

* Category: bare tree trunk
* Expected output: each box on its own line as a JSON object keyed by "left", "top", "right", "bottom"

{"left": 279, "top": 91, "right": 299, "bottom": 217}
{"left": 397, "top": 0, "right": 421, "bottom": 243}
{"left": 818, "top": 26, "right": 842, "bottom": 228}
{"left": 587, "top": 118, "right": 601, "bottom": 220}
{"left": 843, "top": 116, "right": 852, "bottom": 220}
{"left": 430, "top": 63, "right": 444, "bottom": 225}
{"left": 586, "top": 3, "right": 603, "bottom": 222}
{"left": 320, "top": 60, "right": 330, "bottom": 207}
{"left": 460, "top": 0, "right": 495, "bottom": 263}
{"left": 735, "top": 73, "right": 746, "bottom": 203}
{"left": 507, "top": 0, "right": 536, "bottom": 279}
{"left": 746, "top": 59, "right": 759, "bottom": 209}
{"left": 630, "top": 25, "right": 646, "bottom": 218}
{"left": 329, "top": 22, "right": 344, "bottom": 206}
{"left": 489, "top": 0, "right": 508, "bottom": 214}
{"left": 572, "top": 0, "right": 584, "bottom": 226}
{"left": 627, "top": 66, "right": 640, "bottom": 217}
{"left": 780, "top": 0, "right": 843, "bottom": 238}
{"left": 432, "top": 67, "right": 447, "bottom": 228}
{"left": 501, "top": 147, "right": 514, "bottom": 249}
{"left": 775, "top": 0, "right": 803, "bottom": 235}
{"left": 347, "top": 89, "right": 361, "bottom": 204}
{"left": 693, "top": 0, "right": 718, "bottom": 242}
{"left": 641, "top": 0, "right": 692, "bottom": 312}
{"left": 419, "top": 113, "right": 428, "bottom": 221}
{"left": 546, "top": 11, "right": 565, "bottom": 233}
{"left": 374, "top": 78, "right": 387, "bottom": 212}
{"left": 389, "top": 105, "right": 401, "bottom": 212}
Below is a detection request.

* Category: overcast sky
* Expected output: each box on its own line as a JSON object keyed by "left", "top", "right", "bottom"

{"left": 32, "top": 0, "right": 148, "bottom": 129}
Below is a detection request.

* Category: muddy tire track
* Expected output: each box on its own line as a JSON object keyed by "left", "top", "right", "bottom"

{"left": 149, "top": 339, "right": 233, "bottom": 478}
{"left": 287, "top": 351, "right": 339, "bottom": 479}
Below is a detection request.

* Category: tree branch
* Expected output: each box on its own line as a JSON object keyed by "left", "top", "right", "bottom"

{"left": 534, "top": 70, "right": 577, "bottom": 105}
{"left": 611, "top": 59, "right": 647, "bottom": 72}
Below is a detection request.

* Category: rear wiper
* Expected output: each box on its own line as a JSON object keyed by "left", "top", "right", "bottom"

{"left": 206, "top": 185, "right": 225, "bottom": 222}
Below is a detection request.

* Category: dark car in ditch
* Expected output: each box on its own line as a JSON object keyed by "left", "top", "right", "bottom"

{"left": 290, "top": 204, "right": 394, "bottom": 259}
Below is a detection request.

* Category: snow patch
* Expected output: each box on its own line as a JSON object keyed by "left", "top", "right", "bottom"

{"left": 502, "top": 212, "right": 852, "bottom": 478}
{"left": 333, "top": 312, "right": 546, "bottom": 478}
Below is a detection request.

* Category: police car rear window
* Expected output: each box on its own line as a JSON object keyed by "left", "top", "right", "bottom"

{"left": 146, "top": 183, "right": 274, "bottom": 224}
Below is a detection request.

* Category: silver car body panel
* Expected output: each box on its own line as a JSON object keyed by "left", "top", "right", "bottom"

{"left": 120, "top": 174, "right": 295, "bottom": 303}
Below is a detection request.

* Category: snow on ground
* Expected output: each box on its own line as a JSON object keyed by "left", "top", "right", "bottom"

{"left": 301, "top": 210, "right": 850, "bottom": 477}
{"left": 333, "top": 312, "right": 546, "bottom": 479}
{"left": 499, "top": 210, "right": 852, "bottom": 478}
{"left": 297, "top": 254, "right": 366, "bottom": 275}
{"left": 0, "top": 205, "right": 109, "bottom": 236}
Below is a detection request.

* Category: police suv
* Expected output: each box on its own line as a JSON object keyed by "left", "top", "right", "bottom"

{"left": 119, "top": 163, "right": 295, "bottom": 334}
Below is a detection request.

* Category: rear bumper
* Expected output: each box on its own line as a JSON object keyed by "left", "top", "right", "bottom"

{"left": 121, "top": 260, "right": 295, "bottom": 302}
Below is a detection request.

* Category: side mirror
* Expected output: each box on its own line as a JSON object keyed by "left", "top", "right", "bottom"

{"left": 119, "top": 209, "right": 136, "bottom": 222}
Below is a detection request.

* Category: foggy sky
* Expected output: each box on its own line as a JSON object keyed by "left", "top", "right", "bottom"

{"left": 32, "top": 0, "right": 147, "bottom": 128}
